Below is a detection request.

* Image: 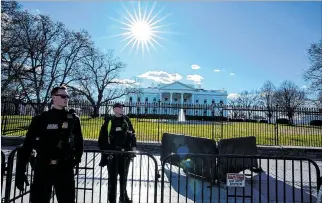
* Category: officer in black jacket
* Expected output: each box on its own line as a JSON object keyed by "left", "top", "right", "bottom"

{"left": 98, "top": 103, "right": 137, "bottom": 203}
{"left": 15, "top": 85, "right": 84, "bottom": 203}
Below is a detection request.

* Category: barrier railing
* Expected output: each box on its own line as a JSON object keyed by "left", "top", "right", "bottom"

{"left": 2, "top": 148, "right": 322, "bottom": 203}
{"left": 1, "top": 150, "right": 7, "bottom": 197}
{"left": 161, "top": 153, "right": 322, "bottom": 203}
{"left": 2, "top": 149, "right": 159, "bottom": 203}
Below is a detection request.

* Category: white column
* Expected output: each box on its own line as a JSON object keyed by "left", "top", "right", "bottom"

{"left": 181, "top": 93, "right": 184, "bottom": 104}
{"left": 159, "top": 92, "right": 162, "bottom": 102}
{"left": 170, "top": 92, "right": 172, "bottom": 103}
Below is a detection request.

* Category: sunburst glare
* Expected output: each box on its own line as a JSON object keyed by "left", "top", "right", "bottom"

{"left": 111, "top": 2, "right": 172, "bottom": 56}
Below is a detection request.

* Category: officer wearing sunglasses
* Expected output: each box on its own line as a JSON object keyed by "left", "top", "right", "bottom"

{"left": 15, "top": 85, "right": 84, "bottom": 203}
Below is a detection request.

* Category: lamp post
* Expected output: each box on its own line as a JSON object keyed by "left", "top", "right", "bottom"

{"left": 14, "top": 94, "right": 20, "bottom": 115}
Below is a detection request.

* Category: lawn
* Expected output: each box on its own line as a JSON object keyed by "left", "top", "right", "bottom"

{"left": 2, "top": 116, "right": 322, "bottom": 147}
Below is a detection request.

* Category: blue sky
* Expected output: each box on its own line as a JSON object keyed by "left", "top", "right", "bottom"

{"left": 20, "top": 1, "right": 321, "bottom": 98}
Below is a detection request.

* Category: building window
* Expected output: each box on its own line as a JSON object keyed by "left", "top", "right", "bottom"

{"left": 184, "top": 99, "right": 187, "bottom": 102}
{"left": 204, "top": 99, "right": 207, "bottom": 104}
{"left": 203, "top": 110, "right": 207, "bottom": 115}
{"left": 137, "top": 97, "right": 141, "bottom": 102}
{"left": 212, "top": 99, "right": 215, "bottom": 104}
{"left": 153, "top": 108, "right": 156, "bottom": 112}
{"left": 220, "top": 100, "right": 223, "bottom": 104}
{"left": 196, "top": 100, "right": 199, "bottom": 103}
{"left": 174, "top": 98, "right": 178, "bottom": 102}
{"left": 129, "top": 97, "right": 132, "bottom": 102}
{"left": 164, "top": 109, "right": 167, "bottom": 113}
{"left": 165, "top": 98, "right": 168, "bottom": 101}
{"left": 145, "top": 97, "right": 148, "bottom": 102}
{"left": 145, "top": 108, "right": 148, "bottom": 113}
{"left": 153, "top": 98, "right": 156, "bottom": 102}
{"left": 137, "top": 108, "right": 140, "bottom": 112}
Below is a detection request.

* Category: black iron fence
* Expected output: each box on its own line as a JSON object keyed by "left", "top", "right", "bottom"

{"left": 2, "top": 148, "right": 159, "bottom": 203}
{"left": 1, "top": 99, "right": 322, "bottom": 147}
{"left": 161, "top": 153, "right": 322, "bottom": 203}
{"left": 2, "top": 148, "right": 322, "bottom": 203}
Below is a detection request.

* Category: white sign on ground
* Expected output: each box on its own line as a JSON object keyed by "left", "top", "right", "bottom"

{"left": 226, "top": 173, "right": 245, "bottom": 187}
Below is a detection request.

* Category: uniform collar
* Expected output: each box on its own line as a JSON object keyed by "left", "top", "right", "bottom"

{"left": 51, "top": 107, "right": 67, "bottom": 113}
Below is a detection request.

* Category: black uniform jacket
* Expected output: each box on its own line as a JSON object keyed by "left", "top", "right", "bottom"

{"left": 98, "top": 115, "right": 136, "bottom": 151}
{"left": 17, "top": 108, "right": 84, "bottom": 169}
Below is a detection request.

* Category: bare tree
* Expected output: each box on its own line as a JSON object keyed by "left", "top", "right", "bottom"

{"left": 304, "top": 40, "right": 322, "bottom": 93}
{"left": 69, "top": 48, "right": 139, "bottom": 117}
{"left": 259, "top": 80, "right": 277, "bottom": 123}
{"left": 1, "top": 1, "right": 20, "bottom": 14}
{"left": 274, "top": 80, "right": 307, "bottom": 124}
{"left": 228, "top": 95, "right": 244, "bottom": 119}
{"left": 1, "top": 2, "right": 29, "bottom": 94}
{"left": 2, "top": 1, "right": 136, "bottom": 116}
{"left": 236, "top": 90, "right": 261, "bottom": 119}
{"left": 236, "top": 90, "right": 261, "bottom": 107}
{"left": 307, "top": 92, "right": 322, "bottom": 109}
{"left": 227, "top": 91, "right": 260, "bottom": 119}
{"left": 1, "top": 6, "right": 92, "bottom": 113}
{"left": 303, "top": 41, "right": 322, "bottom": 108}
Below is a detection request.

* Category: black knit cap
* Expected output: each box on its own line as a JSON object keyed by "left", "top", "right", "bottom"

{"left": 113, "top": 103, "right": 125, "bottom": 108}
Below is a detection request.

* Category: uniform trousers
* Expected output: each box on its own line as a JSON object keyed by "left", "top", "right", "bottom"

{"left": 29, "top": 160, "right": 75, "bottom": 203}
{"left": 107, "top": 154, "right": 131, "bottom": 203}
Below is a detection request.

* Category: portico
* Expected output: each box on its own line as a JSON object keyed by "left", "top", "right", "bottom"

{"left": 159, "top": 92, "right": 193, "bottom": 104}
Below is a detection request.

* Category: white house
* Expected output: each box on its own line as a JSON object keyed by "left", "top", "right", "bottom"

{"left": 124, "top": 81, "right": 228, "bottom": 116}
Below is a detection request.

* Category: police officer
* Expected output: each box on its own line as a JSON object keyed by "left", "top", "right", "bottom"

{"left": 15, "top": 85, "right": 84, "bottom": 203}
{"left": 98, "top": 103, "right": 137, "bottom": 203}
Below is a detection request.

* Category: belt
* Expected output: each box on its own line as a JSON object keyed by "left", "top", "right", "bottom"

{"left": 115, "top": 146, "right": 126, "bottom": 151}
{"left": 49, "top": 159, "right": 59, "bottom": 165}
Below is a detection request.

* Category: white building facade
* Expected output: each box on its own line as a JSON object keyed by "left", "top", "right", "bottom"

{"left": 124, "top": 81, "right": 228, "bottom": 117}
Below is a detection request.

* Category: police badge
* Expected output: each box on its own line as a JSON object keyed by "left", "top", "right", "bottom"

{"left": 62, "top": 122, "right": 68, "bottom": 129}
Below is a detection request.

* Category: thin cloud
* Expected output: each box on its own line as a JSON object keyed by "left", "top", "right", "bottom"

{"left": 227, "top": 93, "right": 239, "bottom": 100}
{"left": 138, "top": 71, "right": 182, "bottom": 84}
{"left": 111, "top": 78, "right": 139, "bottom": 87}
{"left": 186, "top": 74, "right": 204, "bottom": 84}
{"left": 214, "top": 69, "right": 221, "bottom": 72}
{"left": 191, "top": 64, "right": 201, "bottom": 70}
{"left": 230, "top": 72, "right": 235, "bottom": 76}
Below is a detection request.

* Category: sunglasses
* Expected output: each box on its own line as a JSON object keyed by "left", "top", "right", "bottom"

{"left": 54, "top": 94, "right": 70, "bottom": 99}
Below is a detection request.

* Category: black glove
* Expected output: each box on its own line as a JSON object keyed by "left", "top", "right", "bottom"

{"left": 72, "top": 158, "right": 81, "bottom": 167}
{"left": 99, "top": 153, "right": 113, "bottom": 167}
{"left": 29, "top": 156, "right": 36, "bottom": 171}
{"left": 73, "top": 159, "right": 81, "bottom": 176}
{"left": 15, "top": 147, "right": 30, "bottom": 192}
{"left": 15, "top": 171, "right": 29, "bottom": 191}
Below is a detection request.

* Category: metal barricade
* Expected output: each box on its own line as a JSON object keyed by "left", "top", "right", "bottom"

{"left": 1, "top": 151, "right": 5, "bottom": 191}
{"left": 1, "top": 150, "right": 7, "bottom": 199}
{"left": 3, "top": 147, "right": 33, "bottom": 203}
{"left": 2, "top": 149, "right": 159, "bottom": 203}
{"left": 160, "top": 153, "right": 322, "bottom": 203}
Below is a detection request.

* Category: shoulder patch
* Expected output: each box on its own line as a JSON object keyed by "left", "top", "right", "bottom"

{"left": 67, "top": 113, "right": 74, "bottom": 119}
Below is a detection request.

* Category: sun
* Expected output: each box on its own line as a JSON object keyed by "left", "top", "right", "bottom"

{"left": 110, "top": 2, "right": 172, "bottom": 56}
{"left": 131, "top": 21, "right": 152, "bottom": 42}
